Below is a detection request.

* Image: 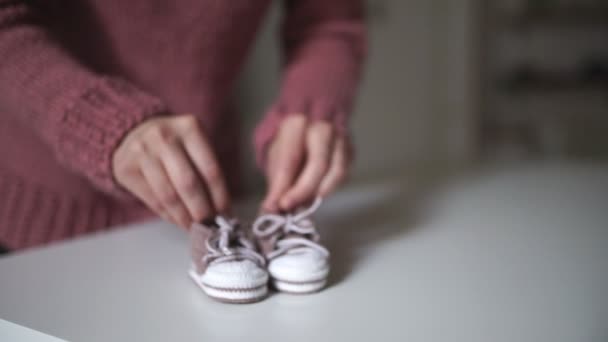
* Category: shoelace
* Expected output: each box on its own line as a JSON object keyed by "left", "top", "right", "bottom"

{"left": 203, "top": 216, "right": 266, "bottom": 267}
{"left": 252, "top": 197, "right": 329, "bottom": 260}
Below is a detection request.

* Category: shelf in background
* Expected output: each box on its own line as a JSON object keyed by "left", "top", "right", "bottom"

{"left": 502, "top": 80, "right": 608, "bottom": 95}
{"left": 501, "top": 70, "right": 608, "bottom": 95}
{"left": 500, "top": 7, "right": 608, "bottom": 28}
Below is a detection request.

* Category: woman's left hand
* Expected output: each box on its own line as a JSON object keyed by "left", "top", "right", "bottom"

{"left": 262, "top": 114, "right": 351, "bottom": 212}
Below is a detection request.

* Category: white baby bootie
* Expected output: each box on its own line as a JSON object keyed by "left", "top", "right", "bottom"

{"left": 253, "top": 197, "right": 329, "bottom": 294}
{"left": 190, "top": 216, "right": 268, "bottom": 303}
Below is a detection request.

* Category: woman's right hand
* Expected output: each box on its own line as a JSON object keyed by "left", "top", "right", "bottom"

{"left": 112, "top": 114, "right": 230, "bottom": 229}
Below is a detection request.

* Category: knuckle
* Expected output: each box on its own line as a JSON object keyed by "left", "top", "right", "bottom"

{"left": 175, "top": 209, "right": 191, "bottom": 226}
{"left": 158, "top": 211, "right": 172, "bottom": 222}
{"left": 204, "top": 165, "right": 222, "bottom": 184}
{"left": 277, "top": 160, "right": 297, "bottom": 176}
{"left": 335, "top": 164, "right": 347, "bottom": 178}
{"left": 177, "top": 173, "right": 200, "bottom": 196}
{"left": 128, "top": 140, "right": 146, "bottom": 155}
{"left": 178, "top": 114, "right": 198, "bottom": 128}
{"left": 113, "top": 172, "right": 128, "bottom": 186}
{"left": 192, "top": 206, "right": 211, "bottom": 222}
{"left": 336, "top": 167, "right": 348, "bottom": 181}
{"left": 214, "top": 197, "right": 229, "bottom": 213}
{"left": 160, "top": 188, "right": 180, "bottom": 206}
{"left": 147, "top": 125, "right": 176, "bottom": 144}
{"left": 317, "top": 159, "right": 330, "bottom": 173}
{"left": 302, "top": 183, "right": 316, "bottom": 195}
{"left": 308, "top": 160, "right": 329, "bottom": 177}
{"left": 313, "top": 119, "right": 333, "bottom": 134}
{"left": 145, "top": 125, "right": 164, "bottom": 139}
{"left": 146, "top": 200, "right": 163, "bottom": 213}
{"left": 333, "top": 170, "right": 348, "bottom": 185}
{"left": 112, "top": 161, "right": 131, "bottom": 179}
{"left": 183, "top": 124, "right": 202, "bottom": 139}
{"left": 283, "top": 114, "right": 306, "bottom": 127}
{"left": 290, "top": 185, "right": 311, "bottom": 199}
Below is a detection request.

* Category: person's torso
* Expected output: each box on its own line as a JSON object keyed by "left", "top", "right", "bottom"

{"left": 0, "top": 0, "right": 275, "bottom": 248}
{"left": 2, "top": 0, "right": 274, "bottom": 195}
{"left": 38, "top": 0, "right": 273, "bottom": 117}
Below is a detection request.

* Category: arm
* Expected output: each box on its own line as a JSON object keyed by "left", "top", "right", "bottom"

{"left": 0, "top": 0, "right": 167, "bottom": 195}
{"left": 254, "top": 0, "right": 367, "bottom": 168}
{"left": 254, "top": 0, "right": 367, "bottom": 211}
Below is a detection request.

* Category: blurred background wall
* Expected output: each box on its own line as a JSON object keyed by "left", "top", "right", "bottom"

{"left": 481, "top": 0, "right": 608, "bottom": 160}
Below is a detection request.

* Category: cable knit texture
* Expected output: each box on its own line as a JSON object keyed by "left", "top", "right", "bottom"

{"left": 0, "top": 0, "right": 366, "bottom": 250}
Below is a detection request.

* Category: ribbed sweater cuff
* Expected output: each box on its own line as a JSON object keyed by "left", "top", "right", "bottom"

{"left": 253, "top": 96, "right": 351, "bottom": 169}
{"left": 53, "top": 77, "right": 168, "bottom": 195}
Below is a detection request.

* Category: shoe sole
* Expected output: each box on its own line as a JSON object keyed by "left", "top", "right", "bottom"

{"left": 272, "top": 277, "right": 328, "bottom": 294}
{"left": 189, "top": 269, "right": 268, "bottom": 304}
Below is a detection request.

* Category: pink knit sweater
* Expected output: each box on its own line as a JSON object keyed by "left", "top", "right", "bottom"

{"left": 0, "top": 0, "right": 366, "bottom": 250}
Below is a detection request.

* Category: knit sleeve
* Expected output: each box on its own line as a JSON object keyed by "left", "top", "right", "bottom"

{"left": 253, "top": 0, "right": 367, "bottom": 168}
{"left": 0, "top": 1, "right": 168, "bottom": 195}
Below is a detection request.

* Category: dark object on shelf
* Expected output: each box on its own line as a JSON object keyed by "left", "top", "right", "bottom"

{"left": 503, "top": 5, "right": 608, "bottom": 28}
{"left": 503, "top": 66, "right": 608, "bottom": 94}
{"left": 504, "top": 64, "right": 538, "bottom": 91}
{"left": 581, "top": 57, "right": 608, "bottom": 83}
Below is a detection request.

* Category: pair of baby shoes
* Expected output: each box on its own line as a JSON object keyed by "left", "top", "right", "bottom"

{"left": 188, "top": 198, "right": 329, "bottom": 304}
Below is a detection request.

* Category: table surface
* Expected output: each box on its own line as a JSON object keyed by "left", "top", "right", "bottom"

{"left": 1, "top": 162, "right": 607, "bottom": 342}
{"left": 0, "top": 319, "right": 66, "bottom": 342}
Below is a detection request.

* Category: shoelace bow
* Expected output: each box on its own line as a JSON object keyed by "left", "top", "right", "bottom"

{"left": 203, "top": 216, "right": 265, "bottom": 267}
{"left": 252, "top": 197, "right": 329, "bottom": 260}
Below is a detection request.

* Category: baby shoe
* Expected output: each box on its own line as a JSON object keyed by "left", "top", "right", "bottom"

{"left": 189, "top": 216, "right": 268, "bottom": 303}
{"left": 253, "top": 197, "right": 329, "bottom": 294}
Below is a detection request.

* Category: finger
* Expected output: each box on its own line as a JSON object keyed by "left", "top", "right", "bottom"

{"left": 178, "top": 116, "right": 231, "bottom": 214}
{"left": 158, "top": 140, "right": 213, "bottom": 223}
{"left": 318, "top": 137, "right": 349, "bottom": 197}
{"left": 120, "top": 169, "right": 168, "bottom": 217}
{"left": 113, "top": 141, "right": 176, "bottom": 225}
{"left": 139, "top": 154, "right": 192, "bottom": 228}
{"left": 262, "top": 115, "right": 307, "bottom": 212}
{"left": 280, "top": 120, "right": 333, "bottom": 210}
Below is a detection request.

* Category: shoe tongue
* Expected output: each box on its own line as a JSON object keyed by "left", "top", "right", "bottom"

{"left": 208, "top": 223, "right": 248, "bottom": 249}
{"left": 285, "top": 230, "right": 320, "bottom": 242}
{"left": 285, "top": 232, "right": 302, "bottom": 239}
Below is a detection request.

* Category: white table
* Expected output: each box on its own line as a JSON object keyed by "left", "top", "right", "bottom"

{"left": 1, "top": 162, "right": 607, "bottom": 342}
{"left": 0, "top": 319, "right": 66, "bottom": 342}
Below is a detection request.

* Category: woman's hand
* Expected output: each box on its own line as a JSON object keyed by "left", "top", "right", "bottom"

{"left": 112, "top": 114, "right": 230, "bottom": 229}
{"left": 262, "top": 114, "right": 351, "bottom": 212}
